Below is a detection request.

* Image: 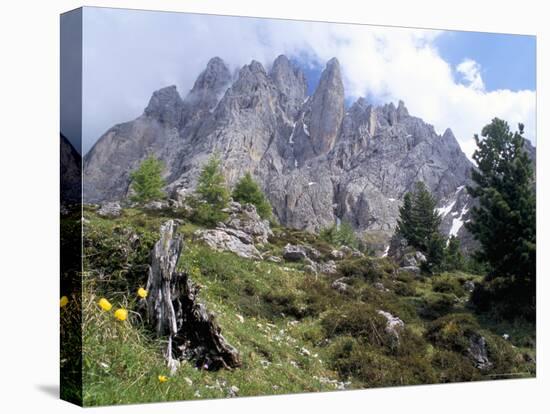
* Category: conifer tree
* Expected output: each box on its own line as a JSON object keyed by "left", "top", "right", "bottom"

{"left": 129, "top": 156, "right": 166, "bottom": 203}
{"left": 232, "top": 172, "right": 272, "bottom": 219}
{"left": 443, "top": 236, "right": 464, "bottom": 271}
{"left": 411, "top": 181, "right": 442, "bottom": 252}
{"left": 192, "top": 154, "right": 230, "bottom": 226}
{"left": 466, "top": 118, "right": 536, "bottom": 319}
{"left": 396, "top": 192, "right": 415, "bottom": 244}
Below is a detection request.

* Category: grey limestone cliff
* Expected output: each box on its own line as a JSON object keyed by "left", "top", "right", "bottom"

{"left": 84, "top": 55, "right": 482, "bottom": 251}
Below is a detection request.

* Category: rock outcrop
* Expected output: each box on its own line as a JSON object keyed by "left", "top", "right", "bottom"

{"left": 83, "top": 55, "right": 489, "bottom": 251}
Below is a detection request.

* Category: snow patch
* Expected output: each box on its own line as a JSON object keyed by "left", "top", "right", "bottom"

{"left": 308, "top": 182, "right": 317, "bottom": 186}
{"left": 382, "top": 245, "right": 390, "bottom": 257}
{"left": 303, "top": 123, "right": 310, "bottom": 137}
{"left": 437, "top": 200, "right": 456, "bottom": 218}
{"left": 388, "top": 198, "right": 396, "bottom": 202}
{"left": 455, "top": 185, "right": 465, "bottom": 194}
{"left": 288, "top": 122, "right": 297, "bottom": 144}
{"left": 449, "top": 205, "right": 469, "bottom": 238}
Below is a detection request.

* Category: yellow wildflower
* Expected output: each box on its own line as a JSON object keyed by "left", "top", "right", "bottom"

{"left": 137, "top": 287, "right": 148, "bottom": 298}
{"left": 158, "top": 375, "right": 168, "bottom": 383}
{"left": 98, "top": 298, "right": 112, "bottom": 312}
{"left": 60, "top": 296, "right": 69, "bottom": 308}
{"left": 114, "top": 308, "right": 128, "bottom": 321}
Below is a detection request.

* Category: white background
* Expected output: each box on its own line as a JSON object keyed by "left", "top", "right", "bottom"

{"left": 0, "top": 0, "right": 548, "bottom": 412}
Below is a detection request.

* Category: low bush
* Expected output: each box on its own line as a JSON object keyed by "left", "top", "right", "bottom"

{"left": 394, "top": 281, "right": 416, "bottom": 297}
{"left": 425, "top": 313, "right": 480, "bottom": 353}
{"left": 321, "top": 303, "right": 391, "bottom": 347}
{"left": 431, "top": 350, "right": 480, "bottom": 382}
{"left": 420, "top": 293, "right": 457, "bottom": 319}
{"left": 338, "top": 258, "right": 385, "bottom": 282}
{"left": 328, "top": 336, "right": 436, "bottom": 387}
{"left": 432, "top": 276, "right": 465, "bottom": 297}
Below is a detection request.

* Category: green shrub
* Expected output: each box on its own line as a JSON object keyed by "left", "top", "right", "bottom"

{"left": 394, "top": 281, "right": 416, "bottom": 297}
{"left": 321, "top": 303, "right": 391, "bottom": 347}
{"left": 328, "top": 336, "right": 436, "bottom": 387}
{"left": 431, "top": 350, "right": 480, "bottom": 382}
{"left": 320, "top": 221, "right": 359, "bottom": 249}
{"left": 425, "top": 313, "right": 480, "bottom": 353}
{"left": 338, "top": 258, "right": 385, "bottom": 282}
{"left": 262, "top": 291, "right": 305, "bottom": 319}
{"left": 432, "top": 276, "right": 465, "bottom": 297}
{"left": 420, "top": 293, "right": 457, "bottom": 319}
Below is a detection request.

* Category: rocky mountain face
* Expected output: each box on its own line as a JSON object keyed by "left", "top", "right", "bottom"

{"left": 83, "top": 55, "right": 478, "bottom": 252}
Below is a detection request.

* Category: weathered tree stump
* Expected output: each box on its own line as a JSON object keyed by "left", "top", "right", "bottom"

{"left": 145, "top": 220, "right": 241, "bottom": 373}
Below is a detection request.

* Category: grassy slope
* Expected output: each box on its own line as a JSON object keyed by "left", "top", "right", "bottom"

{"left": 78, "top": 207, "right": 535, "bottom": 406}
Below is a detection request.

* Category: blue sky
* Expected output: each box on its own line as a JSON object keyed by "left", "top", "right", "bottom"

{"left": 78, "top": 7, "right": 536, "bottom": 158}
{"left": 435, "top": 31, "right": 535, "bottom": 91}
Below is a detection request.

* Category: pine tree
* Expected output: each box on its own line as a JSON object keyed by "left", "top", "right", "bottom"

{"left": 192, "top": 155, "right": 230, "bottom": 226}
{"left": 423, "top": 232, "right": 446, "bottom": 274}
{"left": 129, "top": 156, "right": 166, "bottom": 203}
{"left": 397, "top": 182, "right": 442, "bottom": 252}
{"left": 232, "top": 172, "right": 272, "bottom": 219}
{"left": 395, "top": 181, "right": 445, "bottom": 273}
{"left": 443, "top": 236, "right": 464, "bottom": 271}
{"left": 396, "top": 192, "right": 415, "bottom": 244}
{"left": 466, "top": 118, "right": 536, "bottom": 319}
{"left": 412, "top": 181, "right": 442, "bottom": 252}
{"left": 320, "top": 221, "right": 359, "bottom": 249}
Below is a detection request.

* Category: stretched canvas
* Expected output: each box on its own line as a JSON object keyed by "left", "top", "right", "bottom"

{"left": 60, "top": 6, "right": 537, "bottom": 407}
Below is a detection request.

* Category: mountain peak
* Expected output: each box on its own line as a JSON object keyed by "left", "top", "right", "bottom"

{"left": 270, "top": 55, "right": 307, "bottom": 117}
{"left": 397, "top": 100, "right": 409, "bottom": 118}
{"left": 183, "top": 57, "right": 231, "bottom": 115}
{"left": 144, "top": 85, "right": 183, "bottom": 125}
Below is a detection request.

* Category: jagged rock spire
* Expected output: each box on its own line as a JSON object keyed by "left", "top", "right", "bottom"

{"left": 184, "top": 57, "right": 231, "bottom": 111}
{"left": 269, "top": 55, "right": 307, "bottom": 118}
{"left": 308, "top": 57, "right": 345, "bottom": 155}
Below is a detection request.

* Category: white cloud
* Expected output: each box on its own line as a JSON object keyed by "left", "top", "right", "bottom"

{"left": 82, "top": 8, "right": 536, "bottom": 158}
{"left": 456, "top": 58, "right": 485, "bottom": 91}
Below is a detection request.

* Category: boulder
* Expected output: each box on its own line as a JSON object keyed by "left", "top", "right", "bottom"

{"left": 143, "top": 200, "right": 169, "bottom": 210}
{"left": 339, "top": 246, "right": 353, "bottom": 256}
{"left": 304, "top": 246, "right": 322, "bottom": 260}
{"left": 401, "top": 253, "right": 418, "bottom": 267}
{"left": 377, "top": 310, "right": 405, "bottom": 342}
{"left": 374, "top": 282, "right": 388, "bottom": 292}
{"left": 468, "top": 334, "right": 492, "bottom": 370}
{"left": 463, "top": 280, "right": 475, "bottom": 293}
{"left": 194, "top": 229, "right": 262, "bottom": 260}
{"left": 319, "top": 260, "right": 337, "bottom": 275}
{"left": 388, "top": 234, "right": 408, "bottom": 262}
{"left": 331, "top": 277, "right": 352, "bottom": 293}
{"left": 225, "top": 203, "right": 273, "bottom": 244}
{"left": 397, "top": 265, "right": 421, "bottom": 276}
{"left": 329, "top": 249, "right": 345, "bottom": 260}
{"left": 415, "top": 251, "right": 427, "bottom": 264}
{"left": 304, "top": 264, "right": 317, "bottom": 275}
{"left": 97, "top": 201, "right": 122, "bottom": 217}
{"left": 351, "top": 249, "right": 364, "bottom": 258}
{"left": 267, "top": 255, "right": 282, "bottom": 263}
{"left": 283, "top": 244, "right": 308, "bottom": 261}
